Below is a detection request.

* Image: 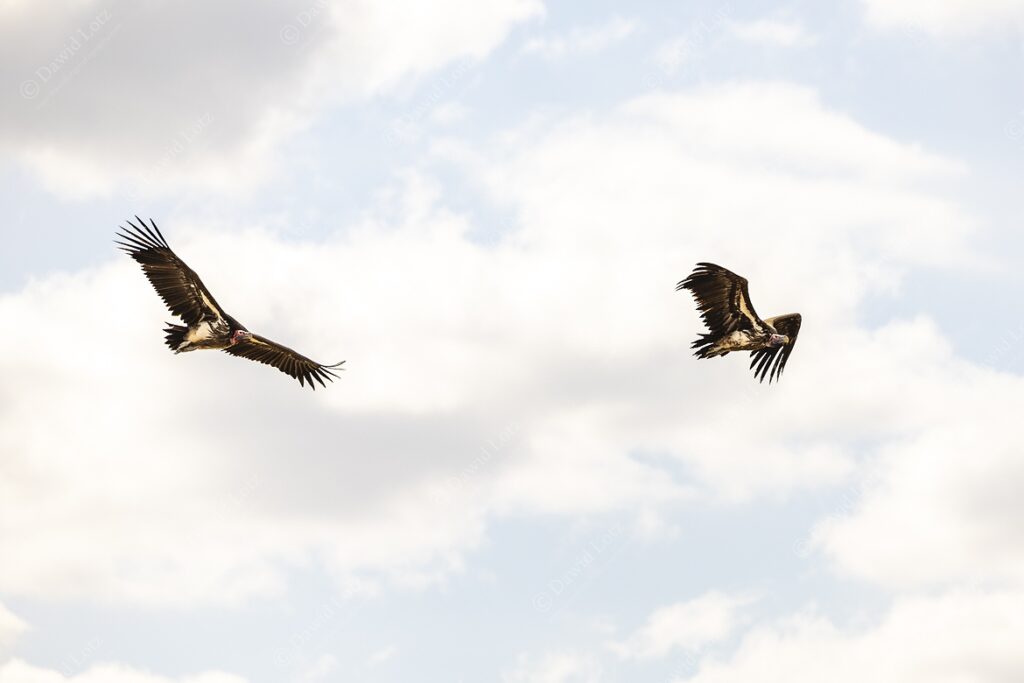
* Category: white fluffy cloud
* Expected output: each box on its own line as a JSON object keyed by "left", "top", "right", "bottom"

{"left": 0, "top": 0, "right": 541, "bottom": 199}
{"left": 611, "top": 592, "right": 754, "bottom": 660}
{"left": 0, "top": 603, "right": 27, "bottom": 650}
{"left": 861, "top": 0, "right": 1024, "bottom": 38}
{"left": 814, "top": 363, "right": 1024, "bottom": 587}
{"left": 683, "top": 591, "right": 1024, "bottom": 683}
{"left": 0, "top": 80, "right": 993, "bottom": 606}
{"left": 0, "top": 660, "right": 246, "bottom": 683}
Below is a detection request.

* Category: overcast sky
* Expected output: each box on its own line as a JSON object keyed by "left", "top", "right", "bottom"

{"left": 2, "top": 1, "right": 1024, "bottom": 681}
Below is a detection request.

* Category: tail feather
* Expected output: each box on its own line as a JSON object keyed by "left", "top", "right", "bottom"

{"left": 688, "top": 333, "right": 729, "bottom": 360}
{"left": 163, "top": 323, "right": 187, "bottom": 353}
{"left": 691, "top": 334, "right": 718, "bottom": 359}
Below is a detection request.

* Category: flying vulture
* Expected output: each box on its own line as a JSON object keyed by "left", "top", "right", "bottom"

{"left": 116, "top": 217, "right": 344, "bottom": 389}
{"left": 677, "top": 262, "right": 801, "bottom": 383}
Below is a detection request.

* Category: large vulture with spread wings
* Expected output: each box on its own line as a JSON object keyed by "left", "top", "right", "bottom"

{"left": 677, "top": 262, "right": 801, "bottom": 383}
{"left": 117, "top": 217, "right": 344, "bottom": 389}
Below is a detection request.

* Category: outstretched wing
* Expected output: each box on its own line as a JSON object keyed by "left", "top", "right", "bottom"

{"left": 224, "top": 334, "right": 345, "bottom": 390}
{"left": 677, "top": 262, "right": 768, "bottom": 336}
{"left": 749, "top": 313, "right": 802, "bottom": 383}
{"left": 116, "top": 217, "right": 226, "bottom": 326}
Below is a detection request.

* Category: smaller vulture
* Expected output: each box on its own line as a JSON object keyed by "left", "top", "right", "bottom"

{"left": 677, "top": 262, "right": 801, "bottom": 383}
{"left": 117, "top": 217, "right": 344, "bottom": 389}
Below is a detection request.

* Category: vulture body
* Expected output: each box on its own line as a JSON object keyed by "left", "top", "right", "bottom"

{"left": 677, "top": 262, "right": 801, "bottom": 383}
{"left": 116, "top": 217, "right": 344, "bottom": 389}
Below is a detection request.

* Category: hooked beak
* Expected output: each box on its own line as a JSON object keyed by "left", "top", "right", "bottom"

{"left": 768, "top": 334, "right": 787, "bottom": 348}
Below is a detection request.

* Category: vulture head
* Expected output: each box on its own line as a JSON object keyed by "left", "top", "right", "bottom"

{"left": 768, "top": 333, "right": 787, "bottom": 348}
{"left": 230, "top": 329, "right": 253, "bottom": 345}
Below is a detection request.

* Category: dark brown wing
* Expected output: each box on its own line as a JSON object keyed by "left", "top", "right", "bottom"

{"left": 749, "top": 313, "right": 802, "bottom": 383}
{"left": 116, "top": 217, "right": 225, "bottom": 326}
{"left": 224, "top": 334, "right": 344, "bottom": 390}
{"left": 677, "top": 262, "right": 769, "bottom": 336}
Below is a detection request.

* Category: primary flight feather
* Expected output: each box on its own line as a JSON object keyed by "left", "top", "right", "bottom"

{"left": 116, "top": 217, "right": 344, "bottom": 389}
{"left": 677, "top": 262, "right": 801, "bottom": 383}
